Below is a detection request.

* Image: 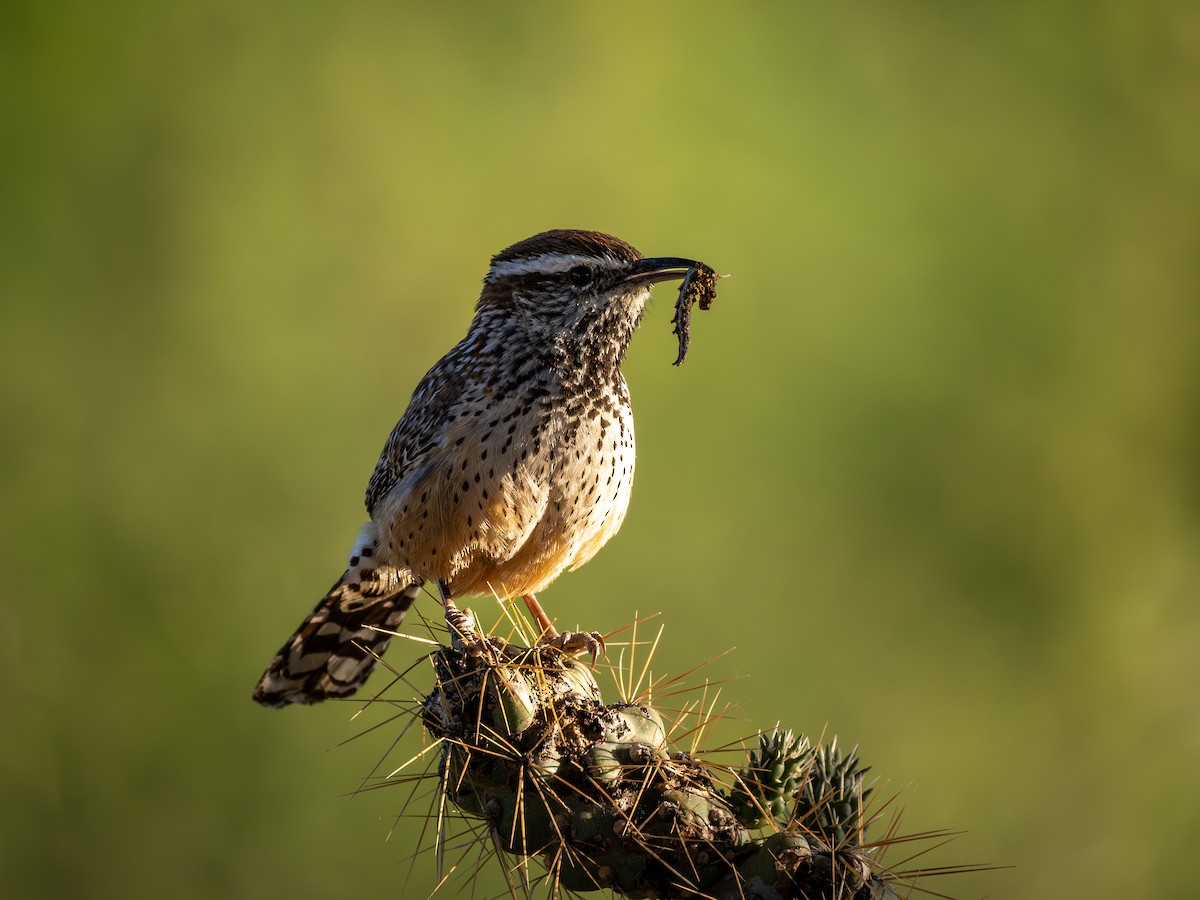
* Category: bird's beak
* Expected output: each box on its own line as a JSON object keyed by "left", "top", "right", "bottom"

{"left": 623, "top": 257, "right": 701, "bottom": 287}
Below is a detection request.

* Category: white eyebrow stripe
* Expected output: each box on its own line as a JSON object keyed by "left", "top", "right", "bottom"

{"left": 487, "top": 253, "right": 607, "bottom": 280}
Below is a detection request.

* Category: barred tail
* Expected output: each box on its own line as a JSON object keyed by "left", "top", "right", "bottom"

{"left": 253, "top": 570, "right": 423, "bottom": 708}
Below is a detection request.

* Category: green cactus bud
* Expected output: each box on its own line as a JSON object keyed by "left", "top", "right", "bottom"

{"left": 731, "top": 726, "right": 812, "bottom": 828}
{"left": 793, "top": 737, "right": 872, "bottom": 849}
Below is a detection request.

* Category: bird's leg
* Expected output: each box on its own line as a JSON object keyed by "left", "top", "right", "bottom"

{"left": 438, "top": 580, "right": 488, "bottom": 657}
{"left": 520, "top": 592, "right": 558, "bottom": 640}
{"left": 522, "top": 592, "right": 605, "bottom": 663}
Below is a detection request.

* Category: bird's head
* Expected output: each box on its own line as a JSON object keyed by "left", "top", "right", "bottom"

{"left": 476, "top": 229, "right": 701, "bottom": 360}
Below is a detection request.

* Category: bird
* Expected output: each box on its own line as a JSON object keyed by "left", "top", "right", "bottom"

{"left": 253, "top": 229, "right": 707, "bottom": 707}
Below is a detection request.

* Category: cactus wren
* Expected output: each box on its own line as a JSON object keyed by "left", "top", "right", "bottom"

{"left": 253, "top": 229, "right": 708, "bottom": 707}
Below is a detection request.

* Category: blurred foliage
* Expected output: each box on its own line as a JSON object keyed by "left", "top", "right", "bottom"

{"left": 2, "top": 2, "right": 1198, "bottom": 899}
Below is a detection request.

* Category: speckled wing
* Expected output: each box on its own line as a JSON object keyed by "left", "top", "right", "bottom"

{"left": 363, "top": 339, "right": 552, "bottom": 590}
{"left": 365, "top": 344, "right": 472, "bottom": 517}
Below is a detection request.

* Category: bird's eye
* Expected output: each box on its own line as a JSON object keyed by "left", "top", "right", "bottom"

{"left": 568, "top": 265, "right": 594, "bottom": 287}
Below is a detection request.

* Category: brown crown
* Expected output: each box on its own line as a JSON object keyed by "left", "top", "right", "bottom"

{"left": 491, "top": 230, "right": 642, "bottom": 267}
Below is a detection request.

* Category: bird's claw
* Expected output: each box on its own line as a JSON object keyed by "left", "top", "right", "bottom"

{"left": 444, "top": 604, "right": 499, "bottom": 661}
{"left": 539, "top": 630, "right": 606, "bottom": 664}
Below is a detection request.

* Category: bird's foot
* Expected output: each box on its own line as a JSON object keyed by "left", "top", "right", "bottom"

{"left": 538, "top": 630, "right": 606, "bottom": 664}
{"left": 443, "top": 602, "right": 499, "bottom": 660}
{"left": 438, "top": 580, "right": 504, "bottom": 661}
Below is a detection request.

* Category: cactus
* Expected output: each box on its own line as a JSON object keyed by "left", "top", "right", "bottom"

{"left": 405, "top": 629, "right": 906, "bottom": 900}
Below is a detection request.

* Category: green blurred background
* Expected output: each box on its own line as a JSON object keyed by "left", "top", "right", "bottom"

{"left": 3, "top": 2, "right": 1198, "bottom": 898}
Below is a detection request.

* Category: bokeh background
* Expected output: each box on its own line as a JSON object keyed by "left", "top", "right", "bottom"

{"left": 3, "top": 2, "right": 1198, "bottom": 898}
